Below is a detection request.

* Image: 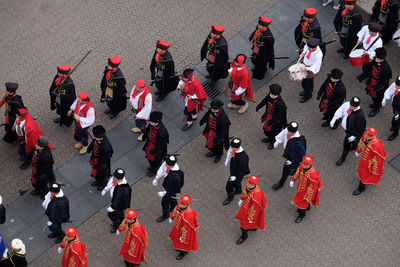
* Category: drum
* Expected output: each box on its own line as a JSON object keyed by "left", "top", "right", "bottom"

{"left": 349, "top": 49, "right": 369, "bottom": 67}
{"left": 288, "top": 63, "right": 307, "bottom": 81}
{"left": 393, "top": 27, "right": 400, "bottom": 47}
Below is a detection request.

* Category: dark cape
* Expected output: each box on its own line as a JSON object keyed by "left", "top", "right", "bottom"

{"left": 0, "top": 251, "right": 28, "bottom": 267}
{"left": 2, "top": 94, "right": 24, "bottom": 143}
{"left": 142, "top": 123, "right": 169, "bottom": 160}
{"left": 346, "top": 109, "right": 367, "bottom": 140}
{"left": 150, "top": 50, "right": 179, "bottom": 97}
{"left": 162, "top": 169, "right": 184, "bottom": 195}
{"left": 111, "top": 184, "right": 132, "bottom": 212}
{"left": 31, "top": 145, "right": 55, "bottom": 186}
{"left": 357, "top": 60, "right": 392, "bottom": 93}
{"left": 283, "top": 136, "right": 307, "bottom": 167}
{"left": 371, "top": 0, "right": 399, "bottom": 43}
{"left": 87, "top": 136, "right": 114, "bottom": 183}
{"left": 49, "top": 75, "right": 76, "bottom": 126}
{"left": 45, "top": 196, "right": 70, "bottom": 225}
{"left": 256, "top": 95, "right": 287, "bottom": 133}
{"left": 200, "top": 108, "right": 231, "bottom": 150}
{"left": 201, "top": 34, "right": 230, "bottom": 81}
{"left": 334, "top": 5, "right": 362, "bottom": 55}
{"left": 294, "top": 17, "right": 325, "bottom": 55}
{"left": 317, "top": 76, "right": 346, "bottom": 120}
{"left": 230, "top": 150, "right": 250, "bottom": 182}
{"left": 0, "top": 204, "right": 5, "bottom": 224}
{"left": 100, "top": 67, "right": 127, "bottom": 114}
{"left": 249, "top": 27, "right": 275, "bottom": 80}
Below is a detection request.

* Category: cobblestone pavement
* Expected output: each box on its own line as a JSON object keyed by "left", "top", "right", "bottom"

{"left": 0, "top": 0, "right": 399, "bottom": 266}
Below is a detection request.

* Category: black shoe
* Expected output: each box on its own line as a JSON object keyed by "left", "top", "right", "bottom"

{"left": 181, "top": 123, "right": 193, "bottom": 131}
{"left": 236, "top": 236, "right": 247, "bottom": 245}
{"left": 91, "top": 181, "right": 99, "bottom": 186}
{"left": 343, "top": 54, "right": 349, "bottom": 59}
{"left": 104, "top": 109, "right": 111, "bottom": 114}
{"left": 147, "top": 166, "right": 152, "bottom": 171}
{"left": 352, "top": 189, "right": 362, "bottom": 196}
{"left": 206, "top": 151, "right": 215, "bottom": 157}
{"left": 388, "top": 133, "right": 398, "bottom": 141}
{"left": 47, "top": 233, "right": 57, "bottom": 238}
{"left": 223, "top": 198, "right": 233, "bottom": 205}
{"left": 55, "top": 237, "right": 63, "bottom": 244}
{"left": 369, "top": 103, "right": 375, "bottom": 108}
{"left": 111, "top": 222, "right": 118, "bottom": 227}
{"left": 30, "top": 190, "right": 40, "bottom": 196}
{"left": 368, "top": 110, "right": 379, "bottom": 117}
{"left": 156, "top": 95, "right": 165, "bottom": 102}
{"left": 110, "top": 228, "right": 117, "bottom": 233}
{"left": 214, "top": 155, "right": 221, "bottom": 163}
{"left": 336, "top": 157, "right": 345, "bottom": 166}
{"left": 321, "top": 121, "right": 329, "bottom": 127}
{"left": 272, "top": 182, "right": 283, "bottom": 190}
{"left": 337, "top": 48, "right": 345, "bottom": 53}
{"left": 156, "top": 215, "right": 168, "bottom": 222}
{"left": 176, "top": 253, "right": 186, "bottom": 261}
{"left": 109, "top": 113, "right": 117, "bottom": 119}
{"left": 267, "top": 143, "right": 274, "bottom": 150}
{"left": 295, "top": 216, "right": 303, "bottom": 223}
{"left": 331, "top": 120, "right": 341, "bottom": 129}
{"left": 261, "top": 137, "right": 269, "bottom": 143}
{"left": 299, "top": 91, "right": 305, "bottom": 97}
{"left": 299, "top": 96, "right": 310, "bottom": 103}
{"left": 53, "top": 118, "right": 61, "bottom": 123}
{"left": 147, "top": 170, "right": 156, "bottom": 177}
{"left": 19, "top": 163, "right": 29, "bottom": 170}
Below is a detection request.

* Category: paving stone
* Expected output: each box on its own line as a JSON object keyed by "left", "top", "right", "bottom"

{"left": 67, "top": 191, "right": 98, "bottom": 226}
{"left": 263, "top": 1, "right": 302, "bottom": 35}
{"left": 8, "top": 192, "right": 45, "bottom": 225}
{"left": 56, "top": 155, "right": 92, "bottom": 188}
{"left": 0, "top": 209, "right": 29, "bottom": 243}
{"left": 17, "top": 226, "right": 52, "bottom": 263}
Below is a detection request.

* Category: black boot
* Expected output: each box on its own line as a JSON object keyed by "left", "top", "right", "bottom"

{"left": 234, "top": 184, "right": 242, "bottom": 195}
{"left": 335, "top": 151, "right": 348, "bottom": 166}
{"left": 223, "top": 194, "right": 234, "bottom": 205}
{"left": 272, "top": 175, "right": 288, "bottom": 190}
{"left": 236, "top": 228, "right": 248, "bottom": 245}
{"left": 156, "top": 209, "right": 170, "bottom": 222}
{"left": 352, "top": 181, "right": 366, "bottom": 195}
{"left": 214, "top": 154, "right": 221, "bottom": 163}
{"left": 388, "top": 130, "right": 398, "bottom": 141}
{"left": 176, "top": 250, "right": 187, "bottom": 260}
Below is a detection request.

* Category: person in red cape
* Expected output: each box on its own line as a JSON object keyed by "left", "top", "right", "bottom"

{"left": 353, "top": 127, "right": 387, "bottom": 195}
{"left": 117, "top": 209, "right": 147, "bottom": 267}
{"left": 58, "top": 227, "right": 88, "bottom": 267}
{"left": 129, "top": 80, "right": 152, "bottom": 141}
{"left": 14, "top": 108, "right": 52, "bottom": 170}
{"left": 177, "top": 69, "right": 208, "bottom": 131}
{"left": 235, "top": 175, "right": 267, "bottom": 245}
{"left": 225, "top": 54, "right": 254, "bottom": 114}
{"left": 68, "top": 92, "right": 97, "bottom": 154}
{"left": 290, "top": 155, "right": 322, "bottom": 223}
{"left": 168, "top": 195, "right": 198, "bottom": 261}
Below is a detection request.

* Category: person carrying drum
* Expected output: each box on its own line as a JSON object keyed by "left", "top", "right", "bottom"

{"left": 298, "top": 38, "right": 323, "bottom": 103}
{"left": 334, "top": 0, "right": 362, "bottom": 59}
{"left": 356, "top": 22, "right": 383, "bottom": 61}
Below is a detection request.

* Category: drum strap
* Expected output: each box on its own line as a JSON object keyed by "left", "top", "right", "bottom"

{"left": 365, "top": 35, "right": 381, "bottom": 51}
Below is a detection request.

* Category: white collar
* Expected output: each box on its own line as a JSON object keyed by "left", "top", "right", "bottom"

{"left": 353, "top": 106, "right": 360, "bottom": 112}
{"left": 291, "top": 131, "right": 300, "bottom": 138}
{"left": 117, "top": 178, "right": 128, "bottom": 185}
{"left": 234, "top": 146, "right": 243, "bottom": 153}
{"left": 54, "top": 190, "right": 64, "bottom": 198}
{"left": 170, "top": 164, "right": 179, "bottom": 171}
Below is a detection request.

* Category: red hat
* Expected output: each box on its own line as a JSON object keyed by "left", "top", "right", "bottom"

{"left": 57, "top": 65, "right": 71, "bottom": 74}
{"left": 302, "top": 155, "right": 314, "bottom": 165}
{"left": 126, "top": 209, "right": 137, "bottom": 220}
{"left": 156, "top": 40, "right": 170, "bottom": 50}
{"left": 211, "top": 25, "right": 225, "bottom": 35}
{"left": 258, "top": 16, "right": 272, "bottom": 27}
{"left": 66, "top": 227, "right": 77, "bottom": 237}
{"left": 78, "top": 92, "right": 88, "bottom": 100}
{"left": 248, "top": 175, "right": 259, "bottom": 185}
{"left": 304, "top": 8, "right": 317, "bottom": 18}
{"left": 16, "top": 108, "right": 28, "bottom": 118}
{"left": 180, "top": 195, "right": 191, "bottom": 205}
{"left": 235, "top": 54, "right": 246, "bottom": 66}
{"left": 108, "top": 57, "right": 122, "bottom": 67}
{"left": 366, "top": 127, "right": 377, "bottom": 137}
{"left": 136, "top": 80, "right": 146, "bottom": 88}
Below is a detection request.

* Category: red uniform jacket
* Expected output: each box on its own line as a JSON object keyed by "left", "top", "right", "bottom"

{"left": 235, "top": 185, "right": 267, "bottom": 230}
{"left": 291, "top": 166, "right": 323, "bottom": 209}
{"left": 229, "top": 63, "right": 254, "bottom": 102}
{"left": 356, "top": 134, "right": 387, "bottom": 184}
{"left": 118, "top": 219, "right": 147, "bottom": 264}
{"left": 169, "top": 204, "right": 198, "bottom": 252}
{"left": 60, "top": 235, "right": 88, "bottom": 267}
{"left": 180, "top": 76, "right": 208, "bottom": 113}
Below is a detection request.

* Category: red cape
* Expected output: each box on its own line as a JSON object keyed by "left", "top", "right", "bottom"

{"left": 169, "top": 205, "right": 199, "bottom": 252}
{"left": 60, "top": 235, "right": 88, "bottom": 267}
{"left": 181, "top": 76, "right": 208, "bottom": 113}
{"left": 230, "top": 62, "right": 254, "bottom": 101}
{"left": 291, "top": 166, "right": 323, "bottom": 209}
{"left": 235, "top": 185, "right": 267, "bottom": 230}
{"left": 118, "top": 219, "right": 147, "bottom": 264}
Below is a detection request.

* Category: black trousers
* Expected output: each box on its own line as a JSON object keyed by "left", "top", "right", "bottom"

{"left": 231, "top": 99, "right": 246, "bottom": 106}
{"left": 322, "top": 108, "right": 336, "bottom": 122}
{"left": 49, "top": 224, "right": 65, "bottom": 238}
{"left": 341, "top": 133, "right": 358, "bottom": 159}
{"left": 148, "top": 156, "right": 163, "bottom": 173}
{"left": 371, "top": 90, "right": 385, "bottom": 111}
{"left": 184, "top": 107, "right": 197, "bottom": 122}
{"left": 297, "top": 204, "right": 310, "bottom": 218}
{"left": 277, "top": 163, "right": 299, "bottom": 184}
{"left": 357, "top": 181, "right": 366, "bottom": 192}
{"left": 161, "top": 194, "right": 178, "bottom": 212}
{"left": 124, "top": 260, "right": 140, "bottom": 267}
{"left": 3, "top": 122, "right": 18, "bottom": 143}
{"left": 226, "top": 176, "right": 243, "bottom": 197}
{"left": 209, "top": 143, "right": 224, "bottom": 157}
{"left": 33, "top": 178, "right": 49, "bottom": 197}
{"left": 301, "top": 77, "right": 314, "bottom": 98}
{"left": 392, "top": 115, "right": 400, "bottom": 134}
{"left": 108, "top": 210, "right": 125, "bottom": 225}
{"left": 107, "top": 100, "right": 121, "bottom": 116}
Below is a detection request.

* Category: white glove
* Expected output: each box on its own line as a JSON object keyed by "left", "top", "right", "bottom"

{"left": 58, "top": 247, "right": 63, "bottom": 254}
{"left": 179, "top": 237, "right": 182, "bottom": 241}
{"left": 2, "top": 249, "right": 8, "bottom": 259}
{"left": 382, "top": 99, "right": 386, "bottom": 107}
{"left": 273, "top": 142, "right": 279, "bottom": 149}
{"left": 285, "top": 160, "right": 292, "bottom": 165}
{"left": 47, "top": 221, "right": 52, "bottom": 226}
{"left": 249, "top": 220, "right": 254, "bottom": 223}
{"left": 230, "top": 176, "right": 236, "bottom": 181}
{"left": 238, "top": 200, "right": 243, "bottom": 207}
{"left": 107, "top": 206, "right": 114, "bottom": 212}
{"left": 158, "top": 191, "right": 167, "bottom": 197}
{"left": 348, "top": 136, "right": 356, "bottom": 142}
{"left": 169, "top": 218, "right": 173, "bottom": 223}
{"left": 152, "top": 179, "right": 158, "bottom": 186}
{"left": 395, "top": 114, "right": 399, "bottom": 120}
{"left": 101, "top": 190, "right": 106, "bottom": 196}
{"left": 355, "top": 152, "right": 360, "bottom": 157}
{"left": 290, "top": 181, "right": 294, "bottom": 187}
{"left": 330, "top": 119, "right": 335, "bottom": 128}
{"left": 224, "top": 159, "right": 229, "bottom": 167}
{"left": 116, "top": 230, "right": 120, "bottom": 236}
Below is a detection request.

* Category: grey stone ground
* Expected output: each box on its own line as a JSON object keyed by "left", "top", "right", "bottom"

{"left": 0, "top": 0, "right": 399, "bottom": 266}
